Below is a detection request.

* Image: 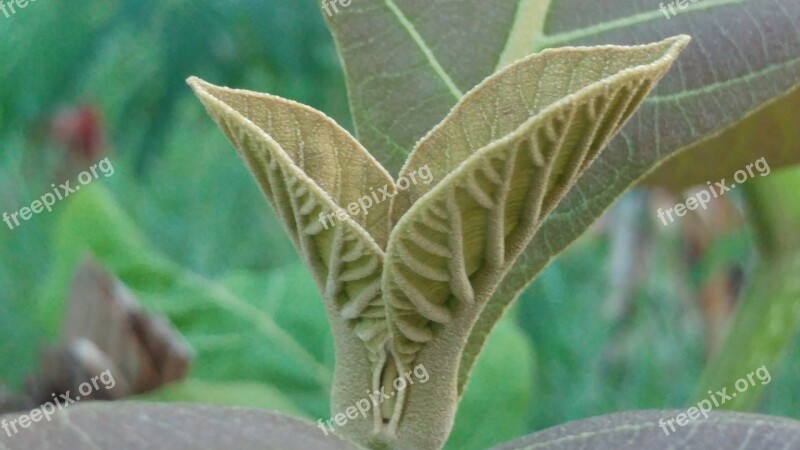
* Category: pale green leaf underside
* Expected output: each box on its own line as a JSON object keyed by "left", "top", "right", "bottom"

{"left": 0, "top": 403, "right": 361, "bottom": 449}
{"left": 463, "top": 0, "right": 800, "bottom": 395}
{"left": 328, "top": 0, "right": 800, "bottom": 176}
{"left": 188, "top": 78, "right": 391, "bottom": 364}
{"left": 327, "top": 0, "right": 800, "bottom": 396}
{"left": 491, "top": 410, "right": 800, "bottom": 450}
{"left": 325, "top": 0, "right": 800, "bottom": 396}
{"left": 384, "top": 37, "right": 688, "bottom": 369}
{"left": 393, "top": 37, "right": 689, "bottom": 222}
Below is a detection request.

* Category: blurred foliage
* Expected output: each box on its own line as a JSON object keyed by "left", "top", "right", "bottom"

{"left": 446, "top": 317, "right": 534, "bottom": 450}
{"left": 694, "top": 167, "right": 800, "bottom": 410}
{"left": 0, "top": 1, "right": 798, "bottom": 449}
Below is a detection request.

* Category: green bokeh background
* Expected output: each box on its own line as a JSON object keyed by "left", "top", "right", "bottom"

{"left": 1, "top": 1, "right": 798, "bottom": 448}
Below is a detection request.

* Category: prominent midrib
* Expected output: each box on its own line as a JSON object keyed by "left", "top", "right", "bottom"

{"left": 497, "top": 0, "right": 553, "bottom": 69}
{"left": 535, "top": 0, "right": 746, "bottom": 50}
{"left": 384, "top": 0, "right": 462, "bottom": 99}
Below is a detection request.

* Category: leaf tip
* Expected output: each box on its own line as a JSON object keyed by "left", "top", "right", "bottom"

{"left": 186, "top": 76, "right": 215, "bottom": 100}
{"left": 662, "top": 34, "right": 692, "bottom": 57}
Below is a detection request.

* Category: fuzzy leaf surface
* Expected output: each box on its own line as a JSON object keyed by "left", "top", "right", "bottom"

{"left": 0, "top": 403, "right": 360, "bottom": 450}
{"left": 384, "top": 36, "right": 688, "bottom": 371}
{"left": 325, "top": 0, "right": 800, "bottom": 393}
{"left": 189, "top": 78, "right": 392, "bottom": 367}
{"left": 378, "top": 37, "right": 688, "bottom": 450}
{"left": 326, "top": 0, "right": 800, "bottom": 182}
{"left": 491, "top": 410, "right": 800, "bottom": 450}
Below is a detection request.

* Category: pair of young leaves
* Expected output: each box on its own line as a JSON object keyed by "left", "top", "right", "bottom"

{"left": 189, "top": 34, "right": 688, "bottom": 445}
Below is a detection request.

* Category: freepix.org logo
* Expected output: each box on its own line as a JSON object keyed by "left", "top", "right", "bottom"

{"left": 2, "top": 157, "right": 115, "bottom": 231}
{"left": 318, "top": 164, "right": 433, "bottom": 231}
{"left": 1, "top": 369, "right": 116, "bottom": 438}
{"left": 0, "top": 0, "right": 38, "bottom": 19}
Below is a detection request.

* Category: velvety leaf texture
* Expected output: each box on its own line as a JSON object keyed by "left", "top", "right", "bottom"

{"left": 491, "top": 410, "right": 800, "bottom": 450}
{"left": 327, "top": 0, "right": 800, "bottom": 181}
{"left": 188, "top": 77, "right": 392, "bottom": 377}
{"left": 383, "top": 37, "right": 689, "bottom": 374}
{"left": 372, "top": 37, "right": 687, "bottom": 450}
{"left": 533, "top": 0, "right": 800, "bottom": 190}
{"left": 0, "top": 403, "right": 360, "bottom": 450}
{"left": 189, "top": 31, "right": 688, "bottom": 449}
{"left": 324, "top": 2, "right": 800, "bottom": 391}
{"left": 643, "top": 85, "right": 800, "bottom": 191}
{"left": 466, "top": 0, "right": 800, "bottom": 394}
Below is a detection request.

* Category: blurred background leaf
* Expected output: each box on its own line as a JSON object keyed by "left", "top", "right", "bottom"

{"left": 446, "top": 316, "right": 535, "bottom": 450}
{"left": 0, "top": 1, "right": 799, "bottom": 448}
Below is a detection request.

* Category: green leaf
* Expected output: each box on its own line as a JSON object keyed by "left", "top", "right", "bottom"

{"left": 491, "top": 410, "right": 800, "bottom": 450}
{"left": 137, "top": 379, "right": 303, "bottom": 416}
{"left": 187, "top": 77, "right": 394, "bottom": 247}
{"left": 325, "top": 1, "right": 800, "bottom": 400}
{"left": 392, "top": 36, "right": 690, "bottom": 220}
{"left": 379, "top": 36, "right": 687, "bottom": 450}
{"left": 40, "top": 185, "right": 334, "bottom": 418}
{"left": 187, "top": 75, "right": 392, "bottom": 338}
{"left": 327, "top": 0, "right": 800, "bottom": 180}
{"left": 0, "top": 403, "right": 361, "bottom": 449}
{"left": 644, "top": 86, "right": 800, "bottom": 191}
{"left": 188, "top": 78, "right": 396, "bottom": 427}
{"left": 445, "top": 316, "right": 535, "bottom": 450}
{"left": 324, "top": 1, "right": 525, "bottom": 174}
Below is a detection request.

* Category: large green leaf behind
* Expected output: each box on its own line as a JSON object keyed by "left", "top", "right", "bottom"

{"left": 326, "top": 0, "right": 800, "bottom": 394}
